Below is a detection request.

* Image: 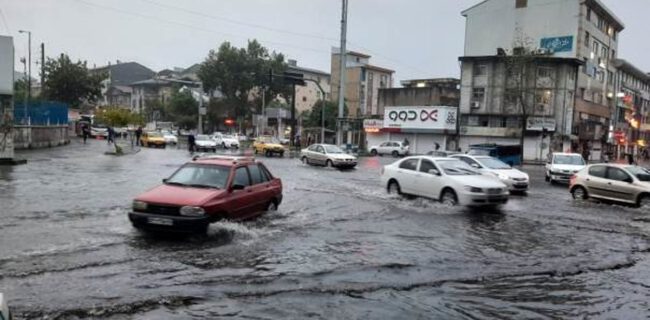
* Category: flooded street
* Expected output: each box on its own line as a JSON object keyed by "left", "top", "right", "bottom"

{"left": 2, "top": 139, "right": 650, "bottom": 319}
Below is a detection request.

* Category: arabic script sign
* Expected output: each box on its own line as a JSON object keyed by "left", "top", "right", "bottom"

{"left": 540, "top": 36, "right": 573, "bottom": 53}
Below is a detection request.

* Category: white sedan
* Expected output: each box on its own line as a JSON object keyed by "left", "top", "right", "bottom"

{"left": 451, "top": 154, "right": 530, "bottom": 193}
{"left": 212, "top": 133, "right": 240, "bottom": 149}
{"left": 300, "top": 144, "right": 358, "bottom": 169}
{"left": 195, "top": 134, "right": 217, "bottom": 152}
{"left": 162, "top": 132, "right": 178, "bottom": 145}
{"left": 380, "top": 156, "right": 509, "bottom": 207}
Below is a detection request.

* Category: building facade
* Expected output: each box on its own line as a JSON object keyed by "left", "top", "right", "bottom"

{"left": 93, "top": 61, "right": 155, "bottom": 109}
{"left": 611, "top": 59, "right": 650, "bottom": 159}
{"left": 364, "top": 78, "right": 460, "bottom": 154}
{"left": 286, "top": 60, "right": 330, "bottom": 115}
{"left": 330, "top": 49, "right": 394, "bottom": 118}
{"left": 461, "top": 0, "right": 624, "bottom": 161}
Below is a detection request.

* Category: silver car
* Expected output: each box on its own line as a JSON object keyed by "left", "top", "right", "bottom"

{"left": 300, "top": 144, "right": 357, "bottom": 169}
{"left": 570, "top": 164, "right": 650, "bottom": 209}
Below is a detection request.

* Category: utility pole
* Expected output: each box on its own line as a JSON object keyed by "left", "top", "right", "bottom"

{"left": 198, "top": 83, "right": 204, "bottom": 134}
{"left": 290, "top": 82, "right": 296, "bottom": 149}
{"left": 40, "top": 42, "right": 44, "bottom": 88}
{"left": 336, "top": 0, "right": 348, "bottom": 145}
{"left": 321, "top": 95, "right": 325, "bottom": 144}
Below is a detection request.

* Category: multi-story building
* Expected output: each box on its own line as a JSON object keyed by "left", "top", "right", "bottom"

{"left": 461, "top": 0, "right": 624, "bottom": 161}
{"left": 366, "top": 78, "right": 460, "bottom": 153}
{"left": 611, "top": 59, "right": 650, "bottom": 159}
{"left": 93, "top": 61, "right": 155, "bottom": 109}
{"left": 330, "top": 49, "right": 394, "bottom": 117}
{"left": 286, "top": 59, "right": 330, "bottom": 115}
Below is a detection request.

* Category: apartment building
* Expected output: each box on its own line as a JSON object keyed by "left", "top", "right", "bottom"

{"left": 286, "top": 59, "right": 330, "bottom": 115}
{"left": 611, "top": 59, "right": 650, "bottom": 158}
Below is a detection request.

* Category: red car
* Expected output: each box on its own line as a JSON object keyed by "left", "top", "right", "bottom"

{"left": 129, "top": 156, "right": 283, "bottom": 233}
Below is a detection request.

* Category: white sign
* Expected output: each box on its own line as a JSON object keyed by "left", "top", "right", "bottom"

{"left": 383, "top": 106, "right": 457, "bottom": 131}
{"left": 0, "top": 36, "right": 14, "bottom": 95}
{"left": 526, "top": 117, "right": 556, "bottom": 131}
{"left": 363, "top": 119, "right": 383, "bottom": 129}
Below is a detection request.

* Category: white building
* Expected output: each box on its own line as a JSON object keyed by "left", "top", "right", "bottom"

{"left": 461, "top": 0, "right": 624, "bottom": 161}
{"left": 0, "top": 36, "right": 14, "bottom": 161}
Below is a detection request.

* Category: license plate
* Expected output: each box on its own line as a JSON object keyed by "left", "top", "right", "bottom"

{"left": 148, "top": 217, "right": 173, "bottom": 226}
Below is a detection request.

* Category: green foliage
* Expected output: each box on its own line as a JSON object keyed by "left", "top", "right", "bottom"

{"left": 303, "top": 100, "right": 347, "bottom": 131}
{"left": 166, "top": 90, "right": 198, "bottom": 129}
{"left": 42, "top": 54, "right": 105, "bottom": 108}
{"left": 198, "top": 40, "right": 290, "bottom": 119}
{"left": 13, "top": 78, "right": 29, "bottom": 100}
{"left": 95, "top": 107, "right": 144, "bottom": 128}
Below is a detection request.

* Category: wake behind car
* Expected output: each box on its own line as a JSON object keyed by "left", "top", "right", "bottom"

{"left": 301, "top": 144, "right": 358, "bottom": 169}
{"left": 195, "top": 134, "right": 217, "bottom": 152}
{"left": 570, "top": 164, "right": 650, "bottom": 209}
{"left": 129, "top": 155, "right": 283, "bottom": 233}
{"left": 451, "top": 154, "right": 530, "bottom": 193}
{"left": 546, "top": 152, "right": 586, "bottom": 183}
{"left": 380, "top": 156, "right": 509, "bottom": 207}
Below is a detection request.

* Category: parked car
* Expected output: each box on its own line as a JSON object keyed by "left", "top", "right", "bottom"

{"left": 129, "top": 155, "right": 283, "bottom": 233}
{"left": 301, "top": 144, "right": 358, "bottom": 169}
{"left": 468, "top": 144, "right": 522, "bottom": 166}
{"left": 451, "top": 154, "right": 530, "bottom": 193}
{"left": 161, "top": 131, "right": 178, "bottom": 145}
{"left": 195, "top": 134, "right": 217, "bottom": 152}
{"left": 570, "top": 164, "right": 650, "bottom": 209}
{"left": 140, "top": 131, "right": 167, "bottom": 148}
{"left": 545, "top": 153, "right": 586, "bottom": 184}
{"left": 0, "top": 293, "right": 11, "bottom": 320}
{"left": 212, "top": 133, "right": 240, "bottom": 149}
{"left": 369, "top": 141, "right": 409, "bottom": 157}
{"left": 253, "top": 136, "right": 285, "bottom": 157}
{"left": 380, "top": 156, "right": 509, "bottom": 207}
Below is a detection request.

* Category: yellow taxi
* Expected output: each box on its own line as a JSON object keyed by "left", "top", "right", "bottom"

{"left": 140, "top": 131, "right": 167, "bottom": 148}
{"left": 253, "top": 136, "right": 285, "bottom": 157}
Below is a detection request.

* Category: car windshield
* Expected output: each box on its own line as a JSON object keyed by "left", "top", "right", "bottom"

{"left": 478, "top": 157, "right": 511, "bottom": 169}
{"left": 437, "top": 159, "right": 481, "bottom": 175}
{"left": 554, "top": 155, "right": 584, "bottom": 165}
{"left": 324, "top": 145, "right": 344, "bottom": 154}
{"left": 468, "top": 149, "right": 490, "bottom": 156}
{"left": 165, "top": 164, "right": 229, "bottom": 189}
{"left": 625, "top": 166, "right": 650, "bottom": 182}
{"left": 196, "top": 134, "right": 210, "bottom": 141}
{"left": 259, "top": 136, "right": 279, "bottom": 144}
{"left": 147, "top": 132, "right": 162, "bottom": 137}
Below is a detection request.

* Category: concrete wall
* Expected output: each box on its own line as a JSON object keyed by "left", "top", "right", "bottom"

{"left": 13, "top": 125, "right": 70, "bottom": 149}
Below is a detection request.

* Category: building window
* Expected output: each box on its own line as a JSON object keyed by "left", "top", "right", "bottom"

{"left": 537, "top": 66, "right": 553, "bottom": 79}
{"left": 473, "top": 64, "right": 487, "bottom": 76}
{"left": 302, "top": 96, "right": 307, "bottom": 102}
{"left": 472, "top": 87, "right": 486, "bottom": 103}
{"left": 568, "top": 68, "right": 576, "bottom": 81}
{"left": 607, "top": 71, "right": 613, "bottom": 85}
{"left": 601, "top": 46, "right": 608, "bottom": 60}
{"left": 584, "top": 31, "right": 590, "bottom": 48}
{"left": 506, "top": 116, "right": 521, "bottom": 128}
{"left": 592, "top": 41, "right": 599, "bottom": 57}
{"left": 536, "top": 90, "right": 553, "bottom": 106}
{"left": 587, "top": 8, "right": 591, "bottom": 21}
{"left": 596, "top": 70, "right": 604, "bottom": 82}
{"left": 611, "top": 49, "right": 616, "bottom": 59}
{"left": 515, "top": 0, "right": 527, "bottom": 8}
{"left": 613, "top": 30, "right": 617, "bottom": 41}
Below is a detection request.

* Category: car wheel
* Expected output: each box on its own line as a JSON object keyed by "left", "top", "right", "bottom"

{"left": 440, "top": 189, "right": 458, "bottom": 206}
{"left": 387, "top": 180, "right": 401, "bottom": 195}
{"left": 267, "top": 201, "right": 278, "bottom": 212}
{"left": 571, "top": 186, "right": 588, "bottom": 200}
{"left": 545, "top": 174, "right": 550, "bottom": 182}
{"left": 638, "top": 195, "right": 650, "bottom": 209}
{"left": 370, "top": 149, "right": 377, "bottom": 156}
{"left": 326, "top": 159, "right": 333, "bottom": 168}
{"left": 392, "top": 150, "right": 399, "bottom": 158}
{"left": 279, "top": 152, "right": 284, "bottom": 157}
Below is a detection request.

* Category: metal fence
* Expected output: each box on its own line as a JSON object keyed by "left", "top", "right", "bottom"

{"left": 14, "top": 101, "right": 69, "bottom": 125}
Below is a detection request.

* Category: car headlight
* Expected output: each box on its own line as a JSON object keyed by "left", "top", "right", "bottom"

{"left": 180, "top": 206, "right": 205, "bottom": 217}
{"left": 464, "top": 186, "right": 483, "bottom": 193}
{"left": 132, "top": 200, "right": 148, "bottom": 211}
{"left": 497, "top": 173, "right": 509, "bottom": 180}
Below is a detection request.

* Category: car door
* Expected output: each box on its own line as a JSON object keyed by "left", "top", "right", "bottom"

{"left": 227, "top": 166, "right": 258, "bottom": 220}
{"left": 247, "top": 164, "right": 270, "bottom": 213}
{"left": 377, "top": 142, "right": 388, "bottom": 155}
{"left": 414, "top": 159, "right": 443, "bottom": 199}
{"left": 583, "top": 165, "right": 609, "bottom": 199}
{"left": 604, "top": 167, "right": 638, "bottom": 203}
{"left": 314, "top": 145, "right": 327, "bottom": 165}
{"left": 396, "top": 158, "right": 420, "bottom": 194}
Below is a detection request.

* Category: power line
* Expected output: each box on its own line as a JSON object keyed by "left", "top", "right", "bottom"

{"left": 136, "top": 0, "right": 338, "bottom": 42}
{"left": 72, "top": 0, "right": 331, "bottom": 55}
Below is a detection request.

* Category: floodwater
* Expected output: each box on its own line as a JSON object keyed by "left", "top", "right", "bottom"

{"left": 1, "top": 139, "right": 649, "bottom": 319}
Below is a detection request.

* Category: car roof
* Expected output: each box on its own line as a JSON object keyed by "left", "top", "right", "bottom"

{"left": 191, "top": 155, "right": 257, "bottom": 166}
{"left": 552, "top": 152, "right": 582, "bottom": 156}
{"left": 588, "top": 163, "right": 631, "bottom": 169}
{"left": 402, "top": 155, "right": 455, "bottom": 161}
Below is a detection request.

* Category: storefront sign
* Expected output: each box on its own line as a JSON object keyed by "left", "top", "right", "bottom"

{"left": 526, "top": 117, "right": 556, "bottom": 131}
{"left": 363, "top": 119, "right": 383, "bottom": 133}
{"left": 540, "top": 36, "right": 573, "bottom": 53}
{"left": 383, "top": 106, "right": 457, "bottom": 131}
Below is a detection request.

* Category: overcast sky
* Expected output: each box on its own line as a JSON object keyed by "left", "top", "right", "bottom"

{"left": 1, "top": 0, "right": 649, "bottom": 83}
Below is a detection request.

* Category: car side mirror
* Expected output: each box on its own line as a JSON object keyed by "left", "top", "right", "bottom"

{"left": 470, "top": 163, "right": 480, "bottom": 168}
{"left": 230, "top": 184, "right": 245, "bottom": 191}
{"left": 162, "top": 178, "right": 168, "bottom": 183}
{"left": 625, "top": 177, "right": 634, "bottom": 184}
{"left": 428, "top": 169, "right": 441, "bottom": 176}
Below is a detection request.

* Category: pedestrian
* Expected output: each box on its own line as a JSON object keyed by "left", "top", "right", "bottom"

{"left": 627, "top": 153, "right": 635, "bottom": 165}
{"left": 188, "top": 132, "right": 196, "bottom": 153}
{"left": 107, "top": 126, "right": 114, "bottom": 145}
{"left": 308, "top": 135, "right": 313, "bottom": 146}
{"left": 434, "top": 142, "right": 440, "bottom": 151}
{"left": 403, "top": 137, "right": 410, "bottom": 147}
{"left": 135, "top": 127, "right": 142, "bottom": 146}
{"left": 82, "top": 124, "right": 90, "bottom": 144}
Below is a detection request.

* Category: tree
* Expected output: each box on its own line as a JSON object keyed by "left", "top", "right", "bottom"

{"left": 13, "top": 78, "right": 29, "bottom": 100}
{"left": 42, "top": 54, "right": 105, "bottom": 108}
{"left": 198, "top": 40, "right": 291, "bottom": 120}
{"left": 95, "top": 107, "right": 144, "bottom": 154}
{"left": 166, "top": 90, "right": 198, "bottom": 129}
{"left": 303, "top": 100, "right": 348, "bottom": 132}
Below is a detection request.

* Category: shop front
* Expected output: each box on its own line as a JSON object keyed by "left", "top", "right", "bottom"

{"left": 363, "top": 106, "right": 458, "bottom": 154}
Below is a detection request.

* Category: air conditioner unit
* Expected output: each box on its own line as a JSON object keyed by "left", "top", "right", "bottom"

{"left": 471, "top": 101, "right": 481, "bottom": 109}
